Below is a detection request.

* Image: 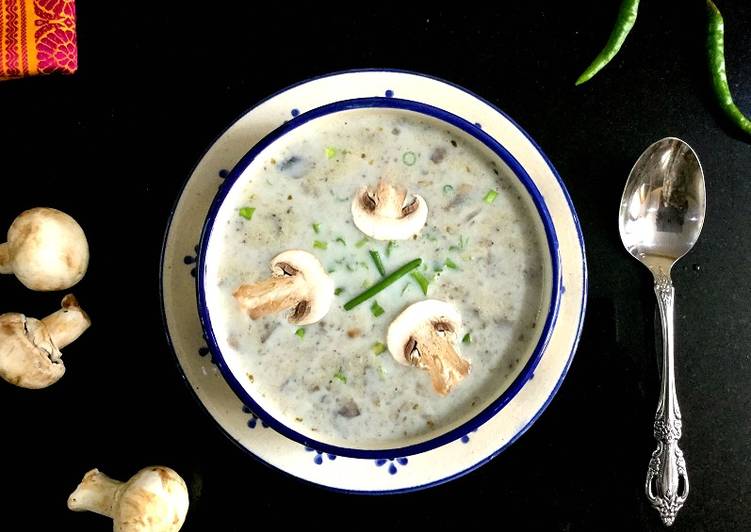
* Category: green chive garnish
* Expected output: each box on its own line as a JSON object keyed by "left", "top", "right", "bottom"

{"left": 411, "top": 271, "right": 430, "bottom": 295}
{"left": 355, "top": 237, "right": 369, "bottom": 248}
{"left": 369, "top": 250, "right": 386, "bottom": 276}
{"left": 386, "top": 240, "right": 397, "bottom": 257}
{"left": 370, "top": 300, "right": 385, "bottom": 317}
{"left": 402, "top": 151, "right": 417, "bottom": 166}
{"left": 462, "top": 333, "right": 472, "bottom": 344}
{"left": 334, "top": 287, "right": 344, "bottom": 296}
{"left": 333, "top": 369, "right": 347, "bottom": 383}
{"left": 313, "top": 240, "right": 328, "bottom": 250}
{"left": 239, "top": 207, "right": 255, "bottom": 220}
{"left": 343, "top": 258, "right": 422, "bottom": 311}
{"left": 312, "top": 222, "right": 321, "bottom": 233}
{"left": 443, "top": 184, "right": 454, "bottom": 194}
{"left": 295, "top": 328, "right": 305, "bottom": 339}
{"left": 372, "top": 342, "right": 387, "bottom": 355}
{"left": 335, "top": 236, "right": 347, "bottom": 246}
{"left": 325, "top": 146, "right": 337, "bottom": 159}
{"left": 445, "top": 258, "right": 459, "bottom": 270}
{"left": 483, "top": 189, "right": 498, "bottom": 204}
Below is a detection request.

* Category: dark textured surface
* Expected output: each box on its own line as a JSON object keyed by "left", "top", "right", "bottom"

{"left": 1, "top": 2, "right": 749, "bottom": 530}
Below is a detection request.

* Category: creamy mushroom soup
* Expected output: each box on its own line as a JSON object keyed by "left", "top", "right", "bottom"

{"left": 204, "top": 108, "right": 551, "bottom": 448}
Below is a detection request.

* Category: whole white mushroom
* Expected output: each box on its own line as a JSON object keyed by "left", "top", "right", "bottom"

{"left": 0, "top": 207, "right": 89, "bottom": 291}
{"left": 0, "top": 294, "right": 90, "bottom": 389}
{"left": 68, "top": 466, "right": 190, "bottom": 532}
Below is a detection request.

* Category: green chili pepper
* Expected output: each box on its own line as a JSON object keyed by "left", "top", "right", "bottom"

{"left": 369, "top": 250, "right": 386, "bottom": 276}
{"left": 576, "top": 0, "right": 639, "bottom": 86}
{"left": 295, "top": 328, "right": 305, "bottom": 339}
{"left": 343, "top": 258, "right": 422, "bottom": 310}
{"left": 313, "top": 240, "right": 328, "bottom": 250}
{"left": 706, "top": 0, "right": 751, "bottom": 136}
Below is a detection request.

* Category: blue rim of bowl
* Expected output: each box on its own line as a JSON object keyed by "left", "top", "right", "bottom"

{"left": 196, "top": 95, "right": 563, "bottom": 459}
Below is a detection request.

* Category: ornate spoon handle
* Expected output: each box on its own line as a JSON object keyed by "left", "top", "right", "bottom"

{"left": 646, "top": 272, "right": 689, "bottom": 526}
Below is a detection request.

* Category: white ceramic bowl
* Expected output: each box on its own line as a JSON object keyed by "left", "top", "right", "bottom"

{"left": 196, "top": 96, "right": 562, "bottom": 459}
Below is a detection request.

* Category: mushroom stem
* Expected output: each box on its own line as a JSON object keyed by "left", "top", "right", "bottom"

{"left": 234, "top": 274, "right": 305, "bottom": 320}
{"left": 0, "top": 242, "right": 10, "bottom": 274}
{"left": 410, "top": 328, "right": 471, "bottom": 396}
{"left": 67, "top": 469, "right": 122, "bottom": 518}
{"left": 41, "top": 294, "right": 91, "bottom": 349}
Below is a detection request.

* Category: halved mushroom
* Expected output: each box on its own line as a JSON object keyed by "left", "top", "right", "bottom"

{"left": 0, "top": 207, "right": 89, "bottom": 291}
{"left": 233, "top": 250, "right": 334, "bottom": 326}
{"left": 387, "top": 300, "right": 470, "bottom": 395}
{"left": 0, "top": 294, "right": 90, "bottom": 389}
{"left": 351, "top": 178, "right": 428, "bottom": 240}
{"left": 68, "top": 466, "right": 189, "bottom": 532}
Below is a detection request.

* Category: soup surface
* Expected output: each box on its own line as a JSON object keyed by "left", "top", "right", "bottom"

{"left": 206, "top": 108, "right": 548, "bottom": 447}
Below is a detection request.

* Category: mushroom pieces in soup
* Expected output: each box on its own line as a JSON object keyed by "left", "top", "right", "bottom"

{"left": 387, "top": 300, "right": 470, "bottom": 396}
{"left": 351, "top": 178, "right": 428, "bottom": 240}
{"left": 233, "top": 250, "right": 334, "bottom": 326}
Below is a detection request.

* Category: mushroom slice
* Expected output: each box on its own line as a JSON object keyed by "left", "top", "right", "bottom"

{"left": 351, "top": 178, "right": 428, "bottom": 240}
{"left": 0, "top": 294, "right": 90, "bottom": 389}
{"left": 0, "top": 207, "right": 89, "bottom": 291}
{"left": 68, "top": 466, "right": 189, "bottom": 532}
{"left": 233, "top": 250, "right": 334, "bottom": 326}
{"left": 387, "top": 300, "right": 470, "bottom": 395}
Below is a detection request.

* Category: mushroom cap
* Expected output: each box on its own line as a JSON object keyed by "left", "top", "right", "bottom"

{"left": 351, "top": 182, "right": 428, "bottom": 240}
{"left": 387, "top": 300, "right": 462, "bottom": 366}
{"left": 114, "top": 467, "right": 189, "bottom": 532}
{"left": 270, "top": 249, "right": 334, "bottom": 325}
{"left": 0, "top": 313, "right": 64, "bottom": 388}
{"left": 7, "top": 207, "right": 89, "bottom": 291}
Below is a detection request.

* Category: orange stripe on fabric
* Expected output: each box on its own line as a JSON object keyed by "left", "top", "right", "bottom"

{"left": 23, "top": 0, "right": 35, "bottom": 74}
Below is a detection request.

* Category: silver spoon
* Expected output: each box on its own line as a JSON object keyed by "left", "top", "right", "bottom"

{"left": 619, "top": 137, "right": 706, "bottom": 526}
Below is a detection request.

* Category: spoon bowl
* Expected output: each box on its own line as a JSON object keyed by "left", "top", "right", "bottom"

{"left": 619, "top": 137, "right": 706, "bottom": 276}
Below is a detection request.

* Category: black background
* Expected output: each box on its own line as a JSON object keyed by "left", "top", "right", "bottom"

{"left": 1, "top": 1, "right": 749, "bottom": 530}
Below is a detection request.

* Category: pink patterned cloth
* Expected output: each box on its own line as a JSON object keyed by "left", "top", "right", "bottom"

{"left": 0, "top": 0, "right": 77, "bottom": 79}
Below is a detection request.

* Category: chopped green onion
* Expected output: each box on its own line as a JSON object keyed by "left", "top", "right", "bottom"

{"left": 449, "top": 235, "right": 468, "bottom": 252}
{"left": 402, "top": 151, "right": 417, "bottom": 166}
{"left": 411, "top": 271, "right": 431, "bottom": 295}
{"left": 370, "top": 300, "right": 385, "bottom": 317}
{"left": 462, "top": 333, "right": 472, "bottom": 344}
{"left": 334, "top": 287, "right": 344, "bottom": 296}
{"left": 443, "top": 184, "right": 454, "bottom": 194}
{"left": 445, "top": 258, "right": 459, "bottom": 270}
{"left": 313, "top": 240, "right": 328, "bottom": 250}
{"left": 295, "top": 328, "right": 305, "bottom": 339}
{"left": 312, "top": 222, "right": 321, "bottom": 233}
{"left": 324, "top": 146, "right": 337, "bottom": 159}
{"left": 369, "top": 250, "right": 386, "bottom": 276}
{"left": 400, "top": 283, "right": 412, "bottom": 295}
{"left": 239, "top": 207, "right": 255, "bottom": 220}
{"left": 335, "top": 236, "right": 347, "bottom": 246}
{"left": 483, "top": 189, "right": 498, "bottom": 204}
{"left": 377, "top": 365, "right": 387, "bottom": 379}
{"left": 333, "top": 369, "right": 347, "bottom": 383}
{"left": 433, "top": 263, "right": 444, "bottom": 273}
{"left": 355, "top": 237, "right": 369, "bottom": 248}
{"left": 386, "top": 240, "right": 397, "bottom": 257}
{"left": 372, "top": 342, "right": 387, "bottom": 355}
{"left": 343, "top": 258, "right": 422, "bottom": 311}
